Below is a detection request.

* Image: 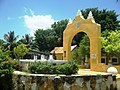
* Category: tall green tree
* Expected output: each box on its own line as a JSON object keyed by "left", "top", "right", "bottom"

{"left": 51, "top": 19, "right": 68, "bottom": 46}
{"left": 4, "top": 31, "right": 19, "bottom": 58}
{"left": 34, "top": 29, "right": 55, "bottom": 51}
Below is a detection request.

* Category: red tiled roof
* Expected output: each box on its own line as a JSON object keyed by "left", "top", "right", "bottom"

{"left": 51, "top": 45, "right": 77, "bottom": 54}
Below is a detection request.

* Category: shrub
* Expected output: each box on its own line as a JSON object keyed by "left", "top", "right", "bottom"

{"left": 0, "top": 49, "right": 16, "bottom": 90}
{"left": 29, "top": 60, "right": 79, "bottom": 75}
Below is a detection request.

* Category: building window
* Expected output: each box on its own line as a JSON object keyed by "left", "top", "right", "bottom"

{"left": 101, "top": 57, "right": 106, "bottom": 63}
{"left": 111, "top": 57, "right": 118, "bottom": 65}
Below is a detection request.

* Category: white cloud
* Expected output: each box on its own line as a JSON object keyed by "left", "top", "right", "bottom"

{"left": 24, "top": 14, "right": 55, "bottom": 36}
{"left": 7, "top": 8, "right": 55, "bottom": 36}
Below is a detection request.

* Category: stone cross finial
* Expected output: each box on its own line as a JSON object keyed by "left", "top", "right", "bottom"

{"left": 87, "top": 11, "right": 93, "bottom": 19}
{"left": 76, "top": 10, "right": 83, "bottom": 16}
{"left": 68, "top": 18, "right": 72, "bottom": 25}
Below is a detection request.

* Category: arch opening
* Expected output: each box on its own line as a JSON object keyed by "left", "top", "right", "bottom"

{"left": 71, "top": 32, "right": 90, "bottom": 68}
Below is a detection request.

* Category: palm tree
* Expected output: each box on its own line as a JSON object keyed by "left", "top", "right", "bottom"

{"left": 19, "top": 34, "right": 33, "bottom": 48}
{"left": 4, "top": 31, "right": 19, "bottom": 58}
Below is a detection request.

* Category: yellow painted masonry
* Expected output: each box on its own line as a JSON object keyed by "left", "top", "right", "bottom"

{"left": 63, "top": 11, "right": 101, "bottom": 70}
{"left": 56, "top": 53, "right": 63, "bottom": 60}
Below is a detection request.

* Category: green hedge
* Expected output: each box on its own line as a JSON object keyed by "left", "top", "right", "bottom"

{"left": 29, "top": 60, "right": 79, "bottom": 75}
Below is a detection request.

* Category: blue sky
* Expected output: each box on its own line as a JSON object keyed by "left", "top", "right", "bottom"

{"left": 0, "top": 0, "right": 120, "bottom": 39}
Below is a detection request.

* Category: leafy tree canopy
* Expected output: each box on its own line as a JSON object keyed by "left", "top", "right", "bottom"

{"left": 14, "top": 44, "right": 30, "bottom": 59}
{"left": 101, "top": 30, "right": 120, "bottom": 56}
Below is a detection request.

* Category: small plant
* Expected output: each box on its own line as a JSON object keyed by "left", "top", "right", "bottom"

{"left": 29, "top": 60, "right": 79, "bottom": 75}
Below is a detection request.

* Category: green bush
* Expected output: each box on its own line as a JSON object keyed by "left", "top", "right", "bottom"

{"left": 29, "top": 60, "right": 79, "bottom": 75}
{"left": 0, "top": 50, "right": 14, "bottom": 75}
{"left": 0, "top": 49, "right": 15, "bottom": 90}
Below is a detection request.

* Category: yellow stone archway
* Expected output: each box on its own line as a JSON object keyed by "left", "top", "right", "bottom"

{"left": 63, "top": 10, "right": 101, "bottom": 70}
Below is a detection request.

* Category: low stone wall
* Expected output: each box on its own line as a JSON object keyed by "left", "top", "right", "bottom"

{"left": 12, "top": 72, "right": 117, "bottom": 90}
